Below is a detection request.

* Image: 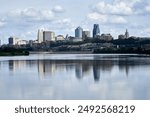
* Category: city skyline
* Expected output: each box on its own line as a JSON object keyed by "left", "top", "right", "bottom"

{"left": 0, "top": 0, "right": 150, "bottom": 44}
{"left": 8, "top": 24, "right": 119, "bottom": 45}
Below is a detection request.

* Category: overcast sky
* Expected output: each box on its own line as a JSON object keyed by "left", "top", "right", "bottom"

{"left": 0, "top": 0, "right": 150, "bottom": 44}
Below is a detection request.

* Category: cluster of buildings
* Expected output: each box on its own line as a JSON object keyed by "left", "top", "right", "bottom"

{"left": 8, "top": 37, "right": 28, "bottom": 45}
{"left": 74, "top": 24, "right": 113, "bottom": 41}
{"left": 118, "top": 29, "right": 129, "bottom": 39}
{"left": 37, "top": 30, "right": 65, "bottom": 43}
{"left": 7, "top": 24, "right": 130, "bottom": 46}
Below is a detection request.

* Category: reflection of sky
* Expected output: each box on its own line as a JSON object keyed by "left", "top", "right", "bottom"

{"left": 0, "top": 54, "right": 150, "bottom": 100}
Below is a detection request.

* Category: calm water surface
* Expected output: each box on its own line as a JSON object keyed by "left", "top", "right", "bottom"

{"left": 0, "top": 54, "right": 150, "bottom": 100}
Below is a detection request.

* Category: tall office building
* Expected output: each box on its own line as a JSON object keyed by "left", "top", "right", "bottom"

{"left": 125, "top": 29, "right": 129, "bottom": 39}
{"left": 43, "top": 31, "right": 55, "bottom": 42}
{"left": 37, "top": 29, "right": 44, "bottom": 43}
{"left": 93, "top": 24, "right": 100, "bottom": 38}
{"left": 8, "top": 37, "right": 19, "bottom": 45}
{"left": 75, "top": 26, "right": 83, "bottom": 38}
{"left": 8, "top": 37, "right": 16, "bottom": 45}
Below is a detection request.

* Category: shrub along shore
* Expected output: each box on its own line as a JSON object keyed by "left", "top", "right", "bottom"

{"left": 0, "top": 47, "right": 29, "bottom": 56}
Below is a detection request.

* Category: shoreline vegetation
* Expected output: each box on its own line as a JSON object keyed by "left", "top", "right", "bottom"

{"left": 0, "top": 48, "right": 150, "bottom": 56}
{"left": 28, "top": 37, "right": 150, "bottom": 55}
{"left": 0, "top": 47, "right": 29, "bottom": 56}
{"left": 29, "top": 50, "right": 150, "bottom": 55}
{"left": 1, "top": 37, "right": 150, "bottom": 56}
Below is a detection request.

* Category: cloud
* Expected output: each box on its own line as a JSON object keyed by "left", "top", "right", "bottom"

{"left": 0, "top": 5, "right": 73, "bottom": 44}
{"left": 87, "top": 0, "right": 150, "bottom": 25}
{"left": 113, "top": 0, "right": 150, "bottom": 15}
{"left": 52, "top": 5, "right": 65, "bottom": 13}
{"left": 93, "top": 1, "right": 133, "bottom": 16}
{"left": 7, "top": 6, "right": 65, "bottom": 23}
{"left": 114, "top": 0, "right": 142, "bottom": 6}
{"left": 22, "top": 8, "right": 39, "bottom": 17}
{"left": 145, "top": 6, "right": 150, "bottom": 13}
{"left": 87, "top": 12, "right": 127, "bottom": 24}
{"left": 87, "top": 1, "right": 133, "bottom": 25}
{"left": 51, "top": 18, "right": 75, "bottom": 32}
{"left": 55, "top": 18, "right": 71, "bottom": 25}
{"left": 111, "top": 16, "right": 127, "bottom": 24}
{"left": 0, "top": 20, "right": 6, "bottom": 27}
{"left": 144, "top": 28, "right": 150, "bottom": 33}
{"left": 87, "top": 12, "right": 107, "bottom": 23}
{"left": 8, "top": 8, "right": 55, "bottom": 22}
{"left": 0, "top": 6, "right": 75, "bottom": 43}
{"left": 40, "top": 10, "right": 55, "bottom": 21}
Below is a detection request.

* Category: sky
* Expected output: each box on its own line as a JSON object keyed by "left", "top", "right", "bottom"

{"left": 0, "top": 0, "right": 150, "bottom": 44}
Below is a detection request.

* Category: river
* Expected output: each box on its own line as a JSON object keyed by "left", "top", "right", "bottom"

{"left": 0, "top": 53, "right": 150, "bottom": 99}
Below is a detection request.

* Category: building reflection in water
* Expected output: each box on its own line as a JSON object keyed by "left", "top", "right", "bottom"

{"left": 93, "top": 61, "right": 100, "bottom": 82}
{"left": 75, "top": 64, "right": 83, "bottom": 79}
{"left": 118, "top": 57, "right": 138, "bottom": 77}
{"left": 9, "top": 60, "right": 13, "bottom": 71}
{"left": 38, "top": 60, "right": 45, "bottom": 79}
{"left": 0, "top": 62, "right": 1, "bottom": 70}
{"left": 38, "top": 60, "right": 57, "bottom": 79}
{"left": 36, "top": 60, "right": 113, "bottom": 82}
{"left": 75, "top": 61, "right": 92, "bottom": 79}
{"left": 8, "top": 60, "right": 26, "bottom": 71}
{"left": 7, "top": 58, "right": 143, "bottom": 81}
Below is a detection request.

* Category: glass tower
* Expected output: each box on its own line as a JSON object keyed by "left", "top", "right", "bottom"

{"left": 75, "top": 26, "right": 83, "bottom": 38}
{"left": 93, "top": 24, "right": 100, "bottom": 38}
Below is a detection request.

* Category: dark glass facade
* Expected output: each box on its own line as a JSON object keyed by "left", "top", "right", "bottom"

{"left": 93, "top": 24, "right": 100, "bottom": 38}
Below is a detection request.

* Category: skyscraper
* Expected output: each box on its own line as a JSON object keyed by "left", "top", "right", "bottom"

{"left": 93, "top": 24, "right": 100, "bottom": 38}
{"left": 8, "top": 37, "right": 16, "bottom": 45}
{"left": 75, "top": 26, "right": 83, "bottom": 38}
{"left": 37, "top": 29, "right": 43, "bottom": 43}
{"left": 125, "top": 29, "right": 129, "bottom": 39}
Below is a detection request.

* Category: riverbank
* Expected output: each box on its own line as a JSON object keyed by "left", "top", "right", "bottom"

{"left": 28, "top": 51, "right": 150, "bottom": 58}
{"left": 0, "top": 51, "right": 29, "bottom": 56}
{"left": 29, "top": 51, "right": 92, "bottom": 54}
{"left": 0, "top": 47, "right": 29, "bottom": 56}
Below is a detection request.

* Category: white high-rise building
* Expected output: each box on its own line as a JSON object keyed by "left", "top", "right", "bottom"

{"left": 37, "top": 29, "right": 44, "bottom": 43}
